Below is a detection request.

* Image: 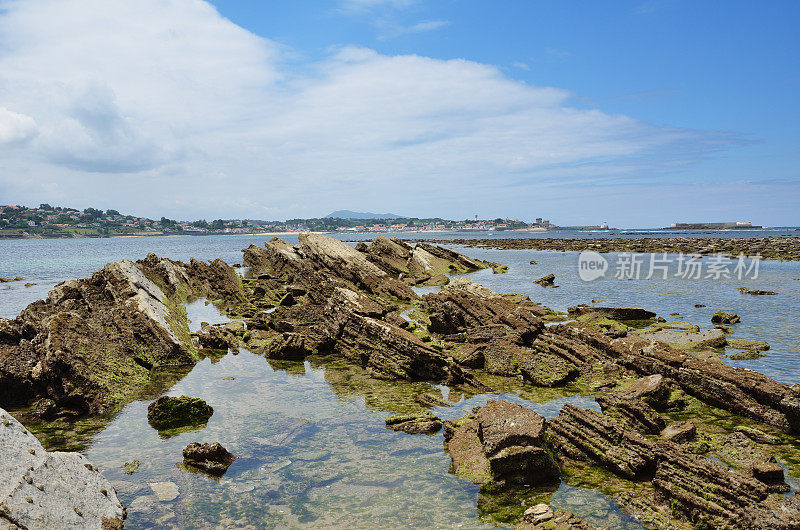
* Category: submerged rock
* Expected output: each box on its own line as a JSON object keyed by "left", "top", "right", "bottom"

{"left": 0, "top": 407, "right": 125, "bottom": 529}
{"left": 385, "top": 411, "right": 442, "bottom": 435}
{"left": 182, "top": 442, "right": 237, "bottom": 476}
{"left": 147, "top": 395, "right": 213, "bottom": 431}
{"left": 739, "top": 287, "right": 778, "bottom": 296}
{"left": 519, "top": 508, "right": 596, "bottom": 529}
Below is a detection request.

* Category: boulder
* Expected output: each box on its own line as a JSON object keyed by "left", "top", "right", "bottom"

{"left": 0, "top": 407, "right": 125, "bottom": 529}
{"left": 519, "top": 352, "right": 579, "bottom": 387}
{"left": 475, "top": 400, "right": 559, "bottom": 485}
{"left": 182, "top": 442, "right": 237, "bottom": 476}
{"left": 147, "top": 396, "right": 213, "bottom": 431}
{"left": 534, "top": 274, "right": 555, "bottom": 286}
{"left": 444, "top": 401, "right": 559, "bottom": 486}
{"left": 612, "top": 374, "right": 671, "bottom": 410}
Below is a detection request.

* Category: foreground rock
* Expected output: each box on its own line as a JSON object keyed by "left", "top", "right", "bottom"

{"left": 549, "top": 403, "right": 655, "bottom": 479}
{"left": 652, "top": 441, "right": 799, "bottom": 528}
{"left": 147, "top": 396, "right": 213, "bottom": 431}
{"left": 0, "top": 407, "right": 125, "bottom": 529}
{"left": 0, "top": 254, "right": 243, "bottom": 416}
{"left": 182, "top": 442, "right": 237, "bottom": 476}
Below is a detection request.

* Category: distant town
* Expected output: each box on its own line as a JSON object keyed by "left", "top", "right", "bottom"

{"left": 0, "top": 204, "right": 556, "bottom": 239}
{"left": 0, "top": 204, "right": 762, "bottom": 239}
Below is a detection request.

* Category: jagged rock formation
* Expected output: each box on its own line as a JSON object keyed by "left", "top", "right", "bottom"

{"left": 548, "top": 324, "right": 800, "bottom": 433}
{"left": 0, "top": 407, "right": 124, "bottom": 529}
{"left": 549, "top": 403, "right": 656, "bottom": 480}
{"left": 0, "top": 254, "right": 243, "bottom": 416}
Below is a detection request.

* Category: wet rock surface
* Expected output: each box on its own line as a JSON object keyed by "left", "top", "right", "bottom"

{"left": 0, "top": 407, "right": 125, "bottom": 529}
{"left": 445, "top": 400, "right": 559, "bottom": 486}
{"left": 182, "top": 442, "right": 237, "bottom": 476}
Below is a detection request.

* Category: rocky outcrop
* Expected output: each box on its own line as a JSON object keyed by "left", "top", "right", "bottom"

{"left": 147, "top": 396, "right": 213, "bottom": 431}
{"left": 410, "top": 236, "right": 800, "bottom": 261}
{"left": 549, "top": 403, "right": 655, "bottom": 479}
{"left": 0, "top": 258, "right": 204, "bottom": 416}
{"left": 550, "top": 324, "right": 800, "bottom": 433}
{"left": 0, "top": 407, "right": 125, "bottom": 529}
{"left": 596, "top": 394, "right": 665, "bottom": 435}
{"left": 182, "top": 442, "right": 237, "bottom": 476}
{"left": 298, "top": 233, "right": 416, "bottom": 300}
{"left": 652, "top": 441, "right": 800, "bottom": 529}
{"left": 711, "top": 310, "right": 740, "bottom": 324}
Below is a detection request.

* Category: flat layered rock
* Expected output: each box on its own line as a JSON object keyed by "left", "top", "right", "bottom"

{"left": 385, "top": 411, "right": 442, "bottom": 435}
{"left": 549, "top": 403, "right": 655, "bottom": 479}
{"left": 652, "top": 441, "right": 799, "bottom": 529}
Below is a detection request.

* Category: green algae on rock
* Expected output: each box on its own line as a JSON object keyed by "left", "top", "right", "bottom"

{"left": 146, "top": 395, "right": 213, "bottom": 431}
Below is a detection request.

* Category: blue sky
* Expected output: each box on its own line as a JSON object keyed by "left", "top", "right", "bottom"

{"left": 0, "top": 0, "right": 797, "bottom": 226}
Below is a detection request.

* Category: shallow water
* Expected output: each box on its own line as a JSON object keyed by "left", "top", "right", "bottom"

{"left": 76, "top": 348, "right": 642, "bottom": 529}
{"left": 2, "top": 231, "right": 799, "bottom": 527}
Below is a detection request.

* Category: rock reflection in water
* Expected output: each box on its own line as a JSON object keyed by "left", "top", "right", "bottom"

{"left": 70, "top": 348, "right": 641, "bottom": 528}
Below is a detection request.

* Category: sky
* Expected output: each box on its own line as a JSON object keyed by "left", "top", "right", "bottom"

{"left": 0, "top": 0, "right": 797, "bottom": 227}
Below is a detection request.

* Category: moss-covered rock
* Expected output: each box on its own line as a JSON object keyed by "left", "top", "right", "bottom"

{"left": 147, "top": 395, "right": 213, "bottom": 431}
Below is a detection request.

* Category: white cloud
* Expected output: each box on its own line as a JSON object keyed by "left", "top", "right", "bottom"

{"left": 0, "top": 0, "right": 735, "bottom": 222}
{"left": 0, "top": 107, "right": 37, "bottom": 144}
